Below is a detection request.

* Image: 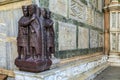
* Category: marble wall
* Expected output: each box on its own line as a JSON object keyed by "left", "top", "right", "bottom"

{"left": 0, "top": 0, "right": 32, "bottom": 70}
{"left": 49, "top": 0, "right": 68, "bottom": 17}
{"left": 69, "top": 0, "right": 87, "bottom": 22}
{"left": 48, "top": 0, "right": 104, "bottom": 58}
{"left": 0, "top": 23, "right": 7, "bottom": 69}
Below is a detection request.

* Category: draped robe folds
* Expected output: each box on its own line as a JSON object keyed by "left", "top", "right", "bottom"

{"left": 17, "top": 16, "right": 29, "bottom": 47}
{"left": 17, "top": 16, "right": 29, "bottom": 58}
{"left": 29, "top": 15, "right": 43, "bottom": 57}
{"left": 44, "top": 18, "right": 55, "bottom": 58}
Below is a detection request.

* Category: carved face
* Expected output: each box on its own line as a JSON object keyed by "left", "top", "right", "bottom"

{"left": 41, "top": 8, "right": 47, "bottom": 18}
{"left": 47, "top": 10, "right": 51, "bottom": 19}
{"left": 28, "top": 5, "right": 35, "bottom": 16}
{"left": 22, "top": 6, "right": 28, "bottom": 17}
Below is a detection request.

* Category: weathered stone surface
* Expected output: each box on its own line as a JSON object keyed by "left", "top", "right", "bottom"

{"left": 78, "top": 27, "right": 89, "bottom": 49}
{"left": 0, "top": 74, "right": 7, "bottom": 80}
{"left": 14, "top": 55, "right": 108, "bottom": 80}
{"left": 0, "top": 23, "right": 7, "bottom": 68}
{"left": 49, "top": 0, "right": 68, "bottom": 17}
{"left": 96, "top": 13, "right": 103, "bottom": 29}
{"left": 0, "top": 2, "right": 27, "bottom": 70}
{"left": 110, "top": 33, "right": 117, "bottom": 51}
{"left": 0, "top": 0, "right": 21, "bottom": 3}
{"left": 69, "top": 0, "right": 86, "bottom": 22}
{"left": 98, "top": 34, "right": 103, "bottom": 47}
{"left": 94, "top": 66, "right": 120, "bottom": 80}
{"left": 58, "top": 22, "right": 76, "bottom": 50}
{"left": 91, "top": 0, "right": 97, "bottom": 8}
{"left": 90, "top": 30, "right": 98, "bottom": 48}
{"left": 0, "top": 9, "right": 22, "bottom": 37}
{"left": 97, "top": 0, "right": 102, "bottom": 12}
{"left": 0, "top": 0, "right": 32, "bottom": 11}
{"left": 86, "top": 7, "right": 94, "bottom": 26}
{"left": 86, "top": 7, "right": 92, "bottom": 25}
{"left": 91, "top": 10, "right": 95, "bottom": 26}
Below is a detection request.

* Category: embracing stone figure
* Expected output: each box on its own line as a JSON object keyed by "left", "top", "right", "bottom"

{"left": 41, "top": 8, "right": 55, "bottom": 58}
{"left": 15, "top": 4, "right": 54, "bottom": 72}
{"left": 17, "top": 5, "right": 34, "bottom": 59}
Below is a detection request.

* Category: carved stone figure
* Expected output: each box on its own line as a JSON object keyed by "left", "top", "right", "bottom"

{"left": 15, "top": 4, "right": 54, "bottom": 72}
{"left": 42, "top": 8, "right": 55, "bottom": 58}
{"left": 28, "top": 4, "right": 42, "bottom": 59}
{"left": 17, "top": 6, "right": 29, "bottom": 59}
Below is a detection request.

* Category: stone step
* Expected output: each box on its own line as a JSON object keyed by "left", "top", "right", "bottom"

{"left": 0, "top": 74, "right": 7, "bottom": 80}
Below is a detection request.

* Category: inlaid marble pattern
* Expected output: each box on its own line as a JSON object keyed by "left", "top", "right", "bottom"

{"left": 86, "top": 7, "right": 92, "bottom": 25}
{"left": 69, "top": 0, "right": 86, "bottom": 22}
{"left": 49, "top": 0, "right": 68, "bottom": 17}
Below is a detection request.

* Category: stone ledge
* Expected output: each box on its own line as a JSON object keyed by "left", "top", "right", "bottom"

{"left": 0, "top": 68, "right": 15, "bottom": 77}
{"left": 0, "top": 74, "right": 7, "bottom": 80}
{"left": 60, "top": 52, "right": 103, "bottom": 65}
{"left": 109, "top": 62, "right": 120, "bottom": 67}
{"left": 0, "top": 0, "right": 32, "bottom": 11}
{"left": 0, "top": 0, "right": 24, "bottom": 5}
{"left": 14, "top": 54, "right": 108, "bottom": 80}
{"left": 108, "top": 54, "right": 120, "bottom": 66}
{"left": 69, "top": 62, "right": 109, "bottom": 80}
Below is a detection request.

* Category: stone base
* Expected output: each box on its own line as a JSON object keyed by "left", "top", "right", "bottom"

{"left": 108, "top": 53, "right": 120, "bottom": 66}
{"left": 15, "top": 58, "right": 52, "bottom": 73}
{"left": 14, "top": 55, "right": 108, "bottom": 80}
{"left": 0, "top": 74, "right": 7, "bottom": 80}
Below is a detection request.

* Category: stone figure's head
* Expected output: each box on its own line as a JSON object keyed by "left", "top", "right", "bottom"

{"left": 41, "top": 8, "right": 51, "bottom": 19}
{"left": 22, "top": 5, "right": 28, "bottom": 17}
{"left": 36, "top": 7, "right": 41, "bottom": 17}
{"left": 47, "top": 10, "right": 51, "bottom": 19}
{"left": 41, "top": 8, "right": 47, "bottom": 18}
{"left": 28, "top": 4, "right": 37, "bottom": 16}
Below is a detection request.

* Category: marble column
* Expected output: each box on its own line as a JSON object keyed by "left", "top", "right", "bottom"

{"left": 104, "top": 7, "right": 110, "bottom": 55}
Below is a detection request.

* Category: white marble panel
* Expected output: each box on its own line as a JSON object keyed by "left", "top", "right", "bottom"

{"left": 78, "top": 27, "right": 89, "bottom": 49}
{"left": 90, "top": 30, "right": 98, "bottom": 48}
{"left": 49, "top": 0, "right": 68, "bottom": 17}
{"left": 58, "top": 22, "right": 76, "bottom": 50}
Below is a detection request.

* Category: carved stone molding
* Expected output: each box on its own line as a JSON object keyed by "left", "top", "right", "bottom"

{"left": 0, "top": 0, "right": 24, "bottom": 5}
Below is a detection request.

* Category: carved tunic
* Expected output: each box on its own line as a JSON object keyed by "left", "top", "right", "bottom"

{"left": 44, "top": 18, "right": 55, "bottom": 57}
{"left": 29, "top": 16, "right": 42, "bottom": 54}
{"left": 17, "top": 16, "right": 29, "bottom": 47}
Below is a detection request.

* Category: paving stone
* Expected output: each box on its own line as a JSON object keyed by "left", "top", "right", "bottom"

{"left": 94, "top": 66, "right": 120, "bottom": 80}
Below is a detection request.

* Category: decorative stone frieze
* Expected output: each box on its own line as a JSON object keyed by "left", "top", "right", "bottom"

{"left": 69, "top": 0, "right": 86, "bottom": 22}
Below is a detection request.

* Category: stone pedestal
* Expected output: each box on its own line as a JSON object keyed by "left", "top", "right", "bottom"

{"left": 15, "top": 58, "right": 52, "bottom": 73}
{"left": 14, "top": 55, "right": 108, "bottom": 80}
{"left": 108, "top": 53, "right": 120, "bottom": 66}
{"left": 0, "top": 74, "right": 7, "bottom": 80}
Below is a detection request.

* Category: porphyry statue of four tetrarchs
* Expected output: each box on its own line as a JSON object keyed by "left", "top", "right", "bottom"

{"left": 15, "top": 4, "right": 55, "bottom": 72}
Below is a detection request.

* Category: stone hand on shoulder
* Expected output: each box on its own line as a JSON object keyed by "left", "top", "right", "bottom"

{"left": 31, "top": 15, "right": 36, "bottom": 21}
